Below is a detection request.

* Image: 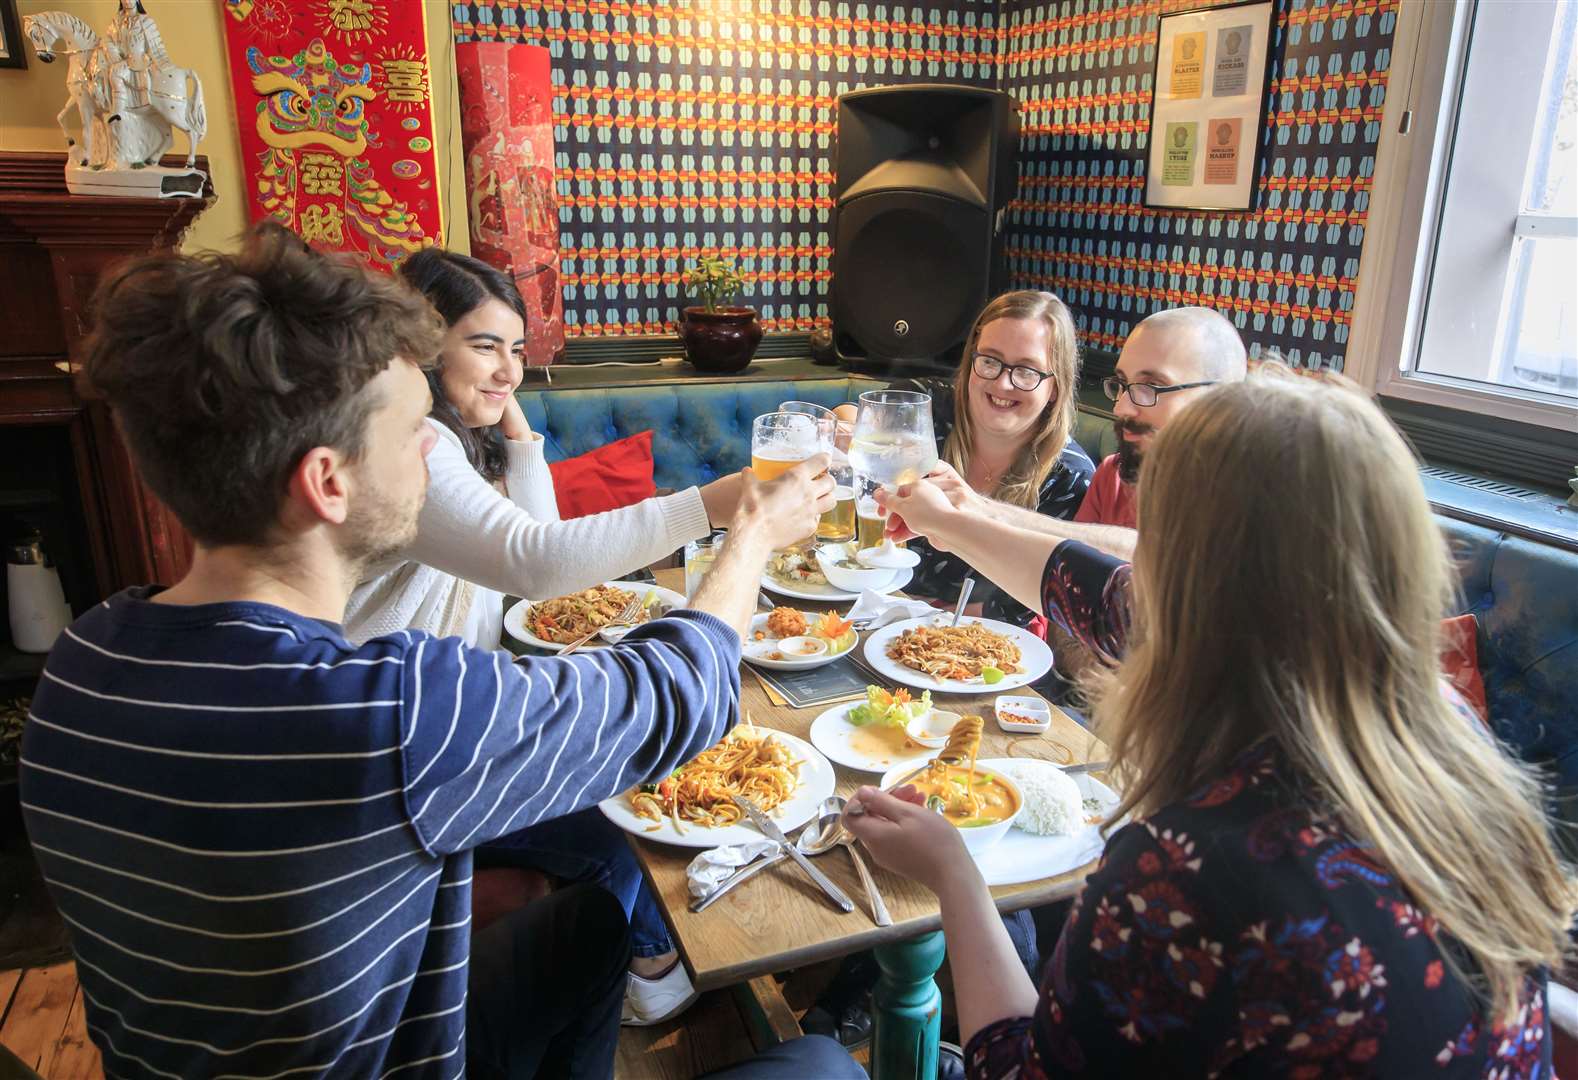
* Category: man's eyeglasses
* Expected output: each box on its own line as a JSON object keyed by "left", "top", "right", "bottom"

{"left": 972, "top": 354, "right": 1054, "bottom": 392}
{"left": 1101, "top": 376, "right": 1217, "bottom": 407}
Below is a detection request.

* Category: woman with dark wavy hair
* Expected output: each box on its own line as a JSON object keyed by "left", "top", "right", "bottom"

{"left": 347, "top": 248, "right": 745, "bottom": 1025}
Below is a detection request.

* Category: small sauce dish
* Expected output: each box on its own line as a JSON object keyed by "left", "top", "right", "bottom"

{"left": 995, "top": 696, "right": 1052, "bottom": 734}
{"left": 855, "top": 539, "right": 922, "bottom": 570}
{"left": 906, "top": 708, "right": 962, "bottom": 748}
{"left": 777, "top": 635, "right": 829, "bottom": 658}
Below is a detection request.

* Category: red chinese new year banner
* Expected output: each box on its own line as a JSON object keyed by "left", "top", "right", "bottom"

{"left": 455, "top": 43, "right": 564, "bottom": 366}
{"left": 218, "top": 0, "right": 443, "bottom": 271}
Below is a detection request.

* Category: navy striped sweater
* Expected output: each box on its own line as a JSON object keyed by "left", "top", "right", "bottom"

{"left": 20, "top": 589, "right": 740, "bottom": 1079}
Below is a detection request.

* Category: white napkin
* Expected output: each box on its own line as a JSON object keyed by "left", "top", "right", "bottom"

{"left": 846, "top": 590, "right": 936, "bottom": 629}
{"left": 686, "top": 840, "right": 778, "bottom": 899}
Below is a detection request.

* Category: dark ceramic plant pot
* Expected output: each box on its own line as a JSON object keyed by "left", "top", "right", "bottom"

{"left": 678, "top": 306, "right": 762, "bottom": 373}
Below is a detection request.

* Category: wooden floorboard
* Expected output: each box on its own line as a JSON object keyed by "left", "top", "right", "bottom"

{"left": 3, "top": 963, "right": 774, "bottom": 1080}
{"left": 614, "top": 988, "right": 759, "bottom": 1079}
{"left": 0, "top": 966, "right": 79, "bottom": 1074}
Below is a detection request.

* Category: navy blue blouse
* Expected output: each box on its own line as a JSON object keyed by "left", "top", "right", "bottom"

{"left": 892, "top": 377, "right": 1094, "bottom": 626}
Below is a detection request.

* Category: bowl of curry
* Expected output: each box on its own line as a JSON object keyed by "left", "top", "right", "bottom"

{"left": 881, "top": 758, "right": 1023, "bottom": 854}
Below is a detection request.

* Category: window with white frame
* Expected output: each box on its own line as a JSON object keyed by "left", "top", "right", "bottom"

{"left": 1352, "top": 0, "right": 1578, "bottom": 431}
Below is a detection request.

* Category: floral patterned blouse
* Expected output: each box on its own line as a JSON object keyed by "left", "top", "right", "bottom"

{"left": 961, "top": 542, "right": 1553, "bottom": 1079}
{"left": 892, "top": 378, "right": 1094, "bottom": 627}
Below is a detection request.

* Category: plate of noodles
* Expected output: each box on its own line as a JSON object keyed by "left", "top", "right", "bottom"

{"left": 861, "top": 616, "right": 1054, "bottom": 693}
{"left": 504, "top": 581, "right": 686, "bottom": 652}
{"left": 599, "top": 724, "right": 837, "bottom": 848}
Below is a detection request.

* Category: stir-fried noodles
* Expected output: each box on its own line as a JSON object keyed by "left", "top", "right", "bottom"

{"left": 527, "top": 585, "right": 650, "bottom": 644}
{"left": 629, "top": 723, "right": 802, "bottom": 833}
{"left": 886, "top": 623, "right": 1022, "bottom": 681}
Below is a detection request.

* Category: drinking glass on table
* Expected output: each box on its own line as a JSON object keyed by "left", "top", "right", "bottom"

{"left": 779, "top": 401, "right": 855, "bottom": 543}
{"left": 684, "top": 531, "right": 725, "bottom": 599}
{"left": 849, "top": 389, "right": 936, "bottom": 549}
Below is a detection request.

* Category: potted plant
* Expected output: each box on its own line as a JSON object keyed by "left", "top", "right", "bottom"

{"left": 677, "top": 255, "right": 762, "bottom": 373}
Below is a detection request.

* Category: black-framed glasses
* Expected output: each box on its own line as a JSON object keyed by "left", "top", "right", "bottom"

{"left": 1101, "top": 376, "right": 1218, "bottom": 407}
{"left": 972, "top": 354, "right": 1054, "bottom": 392}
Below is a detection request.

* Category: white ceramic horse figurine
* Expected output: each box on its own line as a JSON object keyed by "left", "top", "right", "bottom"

{"left": 24, "top": 9, "right": 206, "bottom": 171}
{"left": 23, "top": 11, "right": 103, "bottom": 167}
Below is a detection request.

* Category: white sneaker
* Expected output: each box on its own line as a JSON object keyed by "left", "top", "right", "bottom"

{"left": 620, "top": 963, "right": 700, "bottom": 1027}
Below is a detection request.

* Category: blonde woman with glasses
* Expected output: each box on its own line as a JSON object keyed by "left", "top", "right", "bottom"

{"left": 856, "top": 369, "right": 1575, "bottom": 1076}
{"left": 895, "top": 291, "right": 1093, "bottom": 625}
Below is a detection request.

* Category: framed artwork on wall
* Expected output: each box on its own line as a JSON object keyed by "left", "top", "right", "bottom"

{"left": 0, "top": 0, "right": 28, "bottom": 70}
{"left": 1143, "top": 0, "right": 1276, "bottom": 211}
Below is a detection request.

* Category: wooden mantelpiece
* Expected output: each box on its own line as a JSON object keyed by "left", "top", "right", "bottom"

{"left": 0, "top": 150, "right": 216, "bottom": 597}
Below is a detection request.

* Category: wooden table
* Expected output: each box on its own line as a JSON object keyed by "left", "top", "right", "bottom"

{"left": 628, "top": 570, "right": 1109, "bottom": 1078}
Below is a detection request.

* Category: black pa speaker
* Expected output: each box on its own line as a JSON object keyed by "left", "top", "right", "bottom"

{"left": 830, "top": 84, "right": 1019, "bottom": 375}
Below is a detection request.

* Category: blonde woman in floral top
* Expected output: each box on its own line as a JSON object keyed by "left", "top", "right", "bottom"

{"left": 859, "top": 370, "right": 1573, "bottom": 1077}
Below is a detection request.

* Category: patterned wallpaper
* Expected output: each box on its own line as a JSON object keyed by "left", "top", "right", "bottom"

{"left": 1002, "top": 0, "right": 1397, "bottom": 371}
{"left": 450, "top": 0, "right": 1395, "bottom": 369}
{"left": 450, "top": 1, "right": 1001, "bottom": 339}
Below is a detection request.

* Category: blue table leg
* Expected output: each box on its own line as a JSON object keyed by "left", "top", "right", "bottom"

{"left": 871, "top": 931, "right": 946, "bottom": 1080}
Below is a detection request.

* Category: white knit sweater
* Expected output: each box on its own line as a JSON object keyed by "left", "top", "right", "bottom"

{"left": 344, "top": 420, "right": 713, "bottom": 647}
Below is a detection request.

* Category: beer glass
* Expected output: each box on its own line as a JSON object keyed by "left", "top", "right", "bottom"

{"left": 779, "top": 401, "right": 854, "bottom": 543}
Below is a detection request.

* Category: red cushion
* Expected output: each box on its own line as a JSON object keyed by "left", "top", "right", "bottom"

{"left": 1440, "top": 614, "right": 1489, "bottom": 725}
{"left": 547, "top": 430, "right": 656, "bottom": 518}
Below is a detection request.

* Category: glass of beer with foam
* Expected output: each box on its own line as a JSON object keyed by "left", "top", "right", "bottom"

{"left": 778, "top": 401, "right": 855, "bottom": 543}
{"left": 751, "top": 410, "right": 829, "bottom": 547}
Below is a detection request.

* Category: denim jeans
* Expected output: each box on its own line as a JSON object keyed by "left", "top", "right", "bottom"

{"left": 478, "top": 806, "right": 675, "bottom": 958}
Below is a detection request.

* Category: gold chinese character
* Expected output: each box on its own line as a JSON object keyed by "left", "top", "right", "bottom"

{"left": 380, "top": 57, "right": 429, "bottom": 105}
{"left": 300, "top": 203, "right": 345, "bottom": 245}
{"left": 326, "top": 0, "right": 377, "bottom": 33}
{"left": 300, "top": 152, "right": 345, "bottom": 197}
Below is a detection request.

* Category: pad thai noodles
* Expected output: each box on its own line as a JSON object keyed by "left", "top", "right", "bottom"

{"left": 629, "top": 722, "right": 802, "bottom": 833}
{"left": 886, "top": 623, "right": 1023, "bottom": 681}
{"left": 527, "top": 585, "right": 653, "bottom": 645}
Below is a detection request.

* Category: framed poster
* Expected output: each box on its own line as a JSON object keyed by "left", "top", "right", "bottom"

{"left": 1143, "top": 0, "right": 1276, "bottom": 211}
{"left": 0, "top": 0, "right": 27, "bottom": 70}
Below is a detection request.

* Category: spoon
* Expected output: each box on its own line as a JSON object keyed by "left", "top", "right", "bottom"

{"left": 689, "top": 812, "right": 841, "bottom": 912}
{"left": 820, "top": 795, "right": 892, "bottom": 926}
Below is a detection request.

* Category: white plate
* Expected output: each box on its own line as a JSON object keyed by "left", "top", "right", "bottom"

{"left": 879, "top": 758, "right": 1120, "bottom": 886}
{"left": 808, "top": 702, "right": 941, "bottom": 773}
{"left": 742, "top": 608, "right": 857, "bottom": 671}
{"left": 862, "top": 616, "right": 1054, "bottom": 694}
{"left": 599, "top": 729, "right": 837, "bottom": 849}
{"left": 760, "top": 566, "right": 913, "bottom": 603}
{"left": 503, "top": 581, "right": 688, "bottom": 653}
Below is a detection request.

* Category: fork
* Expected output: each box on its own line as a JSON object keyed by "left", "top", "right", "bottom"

{"left": 559, "top": 595, "right": 645, "bottom": 656}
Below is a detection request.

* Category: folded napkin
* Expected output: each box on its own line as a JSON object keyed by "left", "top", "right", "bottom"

{"left": 846, "top": 590, "right": 936, "bottom": 629}
{"left": 686, "top": 840, "right": 778, "bottom": 899}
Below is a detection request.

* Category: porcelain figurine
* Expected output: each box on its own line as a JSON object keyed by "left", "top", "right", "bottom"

{"left": 23, "top": 1, "right": 207, "bottom": 198}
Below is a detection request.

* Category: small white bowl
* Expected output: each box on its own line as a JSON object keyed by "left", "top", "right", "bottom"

{"left": 994, "top": 696, "right": 1051, "bottom": 734}
{"left": 880, "top": 761, "right": 1023, "bottom": 855}
{"left": 905, "top": 708, "right": 961, "bottom": 748}
{"left": 815, "top": 545, "right": 898, "bottom": 594}
{"left": 776, "top": 635, "right": 829, "bottom": 659}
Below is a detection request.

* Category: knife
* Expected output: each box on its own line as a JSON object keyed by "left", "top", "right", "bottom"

{"left": 1064, "top": 760, "right": 1110, "bottom": 776}
{"left": 732, "top": 796, "right": 854, "bottom": 913}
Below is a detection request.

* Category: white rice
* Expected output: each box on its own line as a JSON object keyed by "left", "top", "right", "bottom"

{"left": 994, "top": 759, "right": 1085, "bottom": 836}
